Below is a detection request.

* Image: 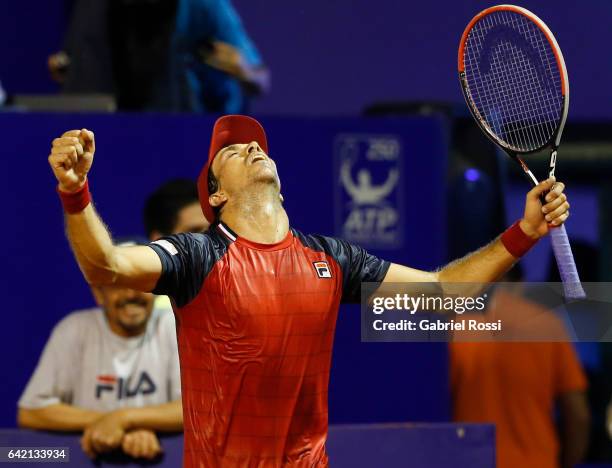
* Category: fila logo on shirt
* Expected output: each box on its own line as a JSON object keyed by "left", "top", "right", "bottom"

{"left": 313, "top": 261, "right": 332, "bottom": 278}
{"left": 95, "top": 372, "right": 157, "bottom": 400}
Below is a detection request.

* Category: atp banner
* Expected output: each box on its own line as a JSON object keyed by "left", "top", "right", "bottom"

{"left": 335, "top": 134, "right": 403, "bottom": 248}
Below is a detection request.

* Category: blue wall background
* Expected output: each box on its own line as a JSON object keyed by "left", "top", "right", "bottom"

{"left": 237, "top": 0, "right": 612, "bottom": 119}
{"left": 0, "top": 1, "right": 610, "bottom": 119}
{"left": 0, "top": 113, "right": 450, "bottom": 427}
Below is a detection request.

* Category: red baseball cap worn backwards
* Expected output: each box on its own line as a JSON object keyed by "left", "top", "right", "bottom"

{"left": 198, "top": 115, "right": 268, "bottom": 223}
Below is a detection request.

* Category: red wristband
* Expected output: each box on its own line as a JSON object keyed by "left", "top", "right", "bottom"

{"left": 57, "top": 180, "right": 91, "bottom": 214}
{"left": 501, "top": 220, "right": 538, "bottom": 258}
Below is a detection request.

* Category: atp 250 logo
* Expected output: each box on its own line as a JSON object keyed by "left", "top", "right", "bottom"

{"left": 334, "top": 134, "right": 403, "bottom": 248}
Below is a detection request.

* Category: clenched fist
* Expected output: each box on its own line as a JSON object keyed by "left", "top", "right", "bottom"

{"left": 81, "top": 411, "right": 126, "bottom": 458}
{"left": 48, "top": 129, "right": 95, "bottom": 193}
{"left": 121, "top": 429, "right": 162, "bottom": 460}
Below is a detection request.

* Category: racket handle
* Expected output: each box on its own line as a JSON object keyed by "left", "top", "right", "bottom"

{"left": 550, "top": 224, "right": 586, "bottom": 300}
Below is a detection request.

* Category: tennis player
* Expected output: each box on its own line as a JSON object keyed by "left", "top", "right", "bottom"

{"left": 48, "top": 115, "right": 570, "bottom": 467}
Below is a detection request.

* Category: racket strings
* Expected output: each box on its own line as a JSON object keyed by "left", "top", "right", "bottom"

{"left": 468, "top": 13, "right": 558, "bottom": 146}
{"left": 463, "top": 10, "right": 563, "bottom": 152}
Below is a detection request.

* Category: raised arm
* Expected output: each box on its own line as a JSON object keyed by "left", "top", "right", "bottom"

{"left": 384, "top": 177, "right": 569, "bottom": 284}
{"left": 48, "top": 129, "right": 161, "bottom": 292}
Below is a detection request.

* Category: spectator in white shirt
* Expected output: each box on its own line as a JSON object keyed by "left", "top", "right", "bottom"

{"left": 18, "top": 238, "right": 182, "bottom": 460}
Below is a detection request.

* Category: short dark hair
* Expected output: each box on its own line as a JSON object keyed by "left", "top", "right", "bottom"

{"left": 143, "top": 179, "right": 199, "bottom": 237}
{"left": 207, "top": 169, "right": 222, "bottom": 218}
{"left": 207, "top": 168, "right": 219, "bottom": 195}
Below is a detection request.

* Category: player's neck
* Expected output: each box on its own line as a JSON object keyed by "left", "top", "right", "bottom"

{"left": 221, "top": 186, "right": 289, "bottom": 244}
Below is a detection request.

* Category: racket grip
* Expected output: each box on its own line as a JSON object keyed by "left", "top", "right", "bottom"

{"left": 550, "top": 224, "right": 586, "bottom": 300}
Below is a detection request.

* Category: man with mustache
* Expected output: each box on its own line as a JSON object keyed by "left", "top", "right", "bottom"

{"left": 48, "top": 115, "right": 571, "bottom": 467}
{"left": 18, "top": 239, "right": 182, "bottom": 460}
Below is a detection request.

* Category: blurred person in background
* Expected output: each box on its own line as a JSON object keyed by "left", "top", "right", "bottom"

{"left": 143, "top": 178, "right": 209, "bottom": 241}
{"left": 48, "top": 0, "right": 114, "bottom": 94}
{"left": 169, "top": 0, "right": 270, "bottom": 113}
{"left": 17, "top": 238, "right": 182, "bottom": 460}
{"left": 108, "top": 0, "right": 179, "bottom": 110}
{"left": 450, "top": 265, "right": 590, "bottom": 468}
{"left": 49, "top": 0, "right": 269, "bottom": 113}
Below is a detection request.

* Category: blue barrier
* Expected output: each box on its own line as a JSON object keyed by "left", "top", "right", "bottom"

{"left": 0, "top": 424, "right": 495, "bottom": 467}
{"left": 1, "top": 113, "right": 449, "bottom": 427}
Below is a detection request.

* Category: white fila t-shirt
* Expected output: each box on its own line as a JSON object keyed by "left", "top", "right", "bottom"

{"left": 19, "top": 308, "right": 181, "bottom": 412}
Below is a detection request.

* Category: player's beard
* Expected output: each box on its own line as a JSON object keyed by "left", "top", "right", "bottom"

{"left": 115, "top": 300, "right": 151, "bottom": 335}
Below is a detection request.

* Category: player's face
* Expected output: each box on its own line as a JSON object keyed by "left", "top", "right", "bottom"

{"left": 173, "top": 201, "right": 209, "bottom": 234}
{"left": 212, "top": 141, "right": 280, "bottom": 196}
{"left": 99, "top": 286, "right": 155, "bottom": 337}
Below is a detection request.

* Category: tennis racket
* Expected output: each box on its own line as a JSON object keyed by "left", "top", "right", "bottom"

{"left": 458, "top": 4, "right": 585, "bottom": 300}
